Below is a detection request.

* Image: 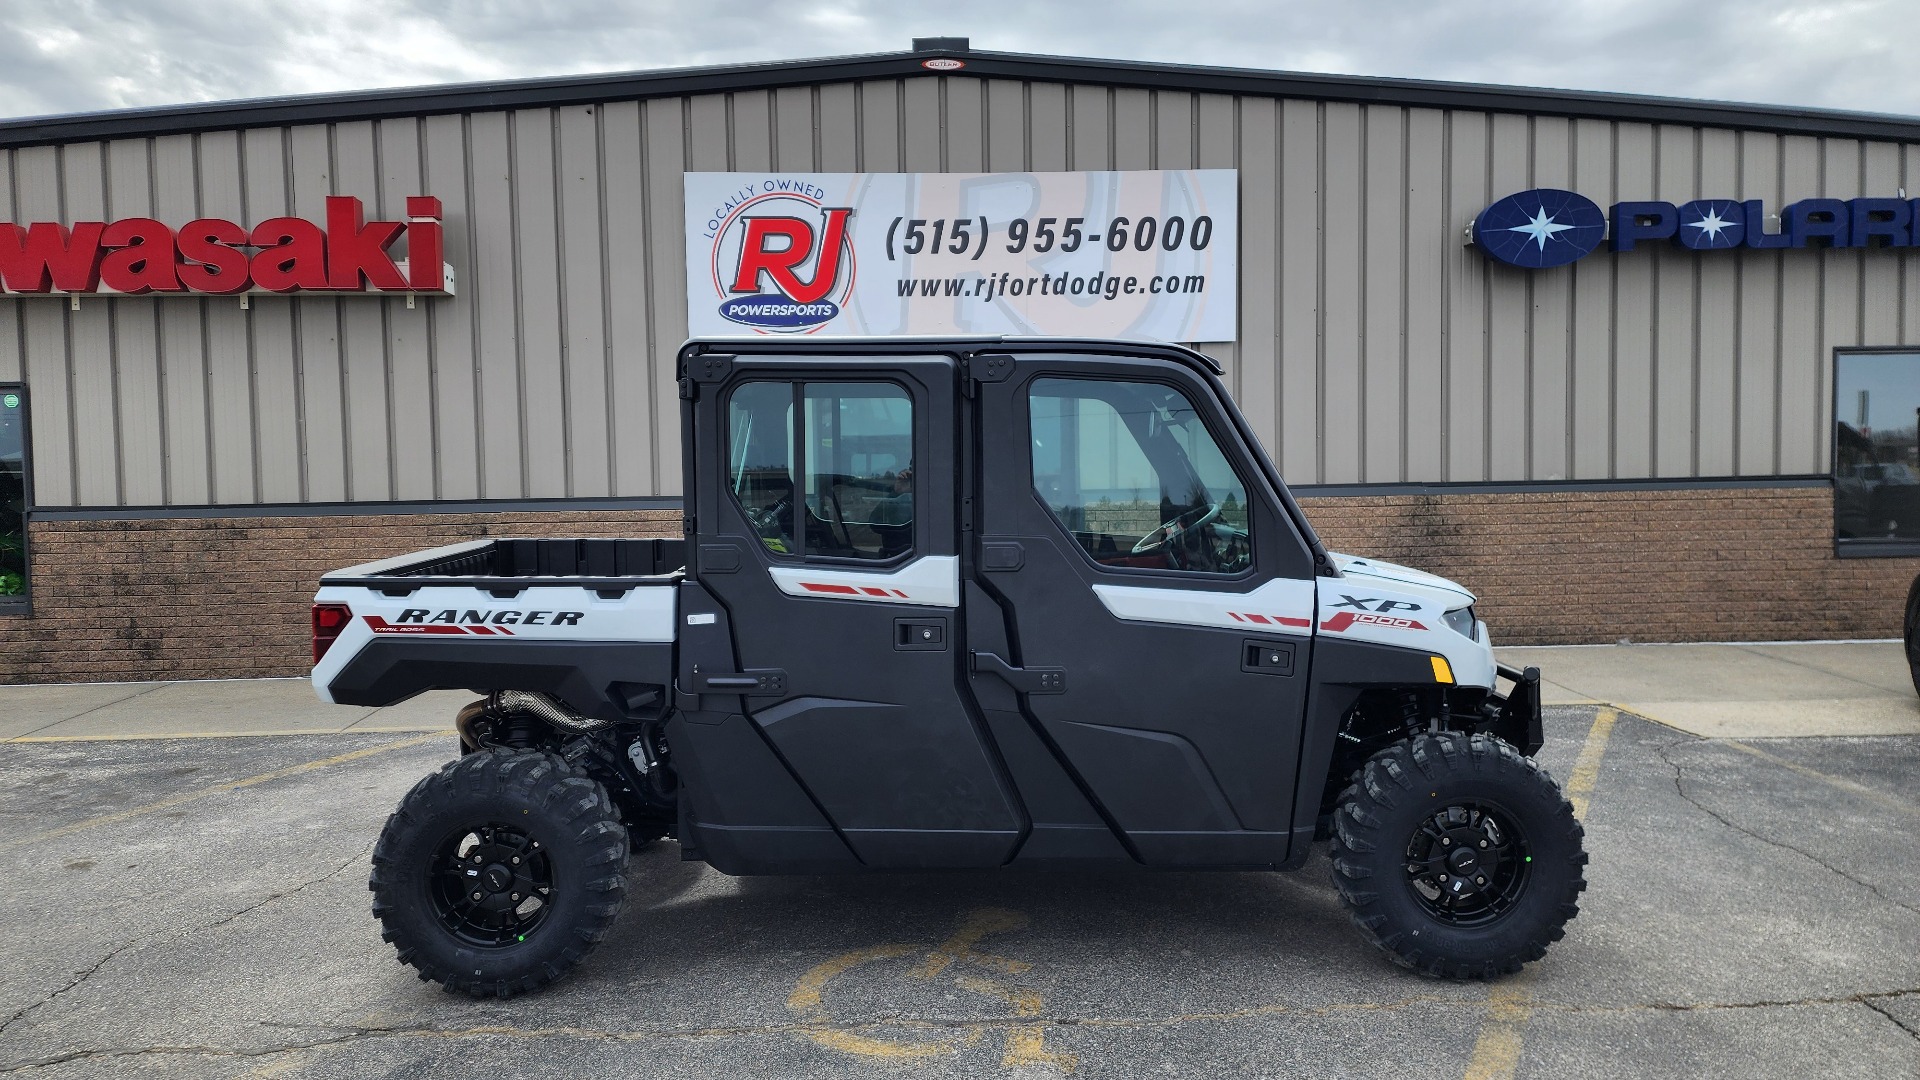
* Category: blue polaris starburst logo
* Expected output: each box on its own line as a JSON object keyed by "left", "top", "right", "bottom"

{"left": 1675, "top": 198, "right": 1745, "bottom": 250}
{"left": 1473, "top": 188, "right": 1607, "bottom": 269}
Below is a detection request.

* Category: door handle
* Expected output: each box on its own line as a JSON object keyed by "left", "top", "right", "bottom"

{"left": 689, "top": 667, "right": 788, "bottom": 695}
{"left": 970, "top": 651, "right": 1066, "bottom": 694}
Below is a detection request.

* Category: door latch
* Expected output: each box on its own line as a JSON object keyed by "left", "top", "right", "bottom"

{"left": 692, "top": 668, "right": 788, "bottom": 695}
{"left": 970, "top": 652, "right": 1066, "bottom": 694}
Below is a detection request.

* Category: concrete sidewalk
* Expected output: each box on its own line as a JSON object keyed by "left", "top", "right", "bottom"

{"left": 0, "top": 640, "right": 1914, "bottom": 741}
{"left": 1495, "top": 640, "right": 1920, "bottom": 738}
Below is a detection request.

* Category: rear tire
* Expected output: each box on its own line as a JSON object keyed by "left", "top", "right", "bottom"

{"left": 1904, "top": 573, "right": 1920, "bottom": 698}
{"left": 1330, "top": 732, "right": 1586, "bottom": 979}
{"left": 370, "top": 748, "right": 629, "bottom": 997}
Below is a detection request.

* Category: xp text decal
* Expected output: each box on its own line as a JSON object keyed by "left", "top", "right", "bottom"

{"left": 686, "top": 171, "right": 1237, "bottom": 341}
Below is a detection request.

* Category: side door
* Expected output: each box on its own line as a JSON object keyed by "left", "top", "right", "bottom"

{"left": 971, "top": 352, "right": 1319, "bottom": 867}
{"left": 687, "top": 354, "right": 1023, "bottom": 868}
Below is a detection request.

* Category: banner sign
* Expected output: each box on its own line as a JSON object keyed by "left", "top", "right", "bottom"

{"left": 1475, "top": 186, "right": 1920, "bottom": 269}
{"left": 685, "top": 170, "right": 1238, "bottom": 341}
{"left": 0, "top": 196, "right": 453, "bottom": 296}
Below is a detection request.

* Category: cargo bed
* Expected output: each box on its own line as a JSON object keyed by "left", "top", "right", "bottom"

{"left": 320, "top": 537, "right": 687, "bottom": 591}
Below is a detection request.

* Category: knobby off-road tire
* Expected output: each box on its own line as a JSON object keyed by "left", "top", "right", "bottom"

{"left": 1903, "top": 573, "right": 1920, "bottom": 698}
{"left": 1330, "top": 731, "right": 1586, "bottom": 979}
{"left": 370, "top": 748, "right": 629, "bottom": 997}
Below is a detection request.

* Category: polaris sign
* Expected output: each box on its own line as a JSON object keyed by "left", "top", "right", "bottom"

{"left": 1474, "top": 187, "right": 1920, "bottom": 269}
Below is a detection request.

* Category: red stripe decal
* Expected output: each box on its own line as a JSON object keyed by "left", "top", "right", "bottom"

{"left": 467, "top": 625, "right": 493, "bottom": 635}
{"left": 495, "top": 626, "right": 514, "bottom": 635}
{"left": 1244, "top": 613, "right": 1271, "bottom": 624}
{"left": 892, "top": 589, "right": 909, "bottom": 598}
{"left": 861, "top": 587, "right": 890, "bottom": 596}
{"left": 1274, "top": 616, "right": 1312, "bottom": 627}
{"left": 1319, "top": 611, "right": 1356, "bottom": 633}
{"left": 801, "top": 582, "right": 861, "bottom": 595}
{"left": 364, "top": 614, "right": 465, "bottom": 636}
{"left": 1227, "top": 611, "right": 1244, "bottom": 622}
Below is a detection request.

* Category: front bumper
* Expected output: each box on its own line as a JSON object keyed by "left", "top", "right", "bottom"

{"left": 1488, "top": 663, "right": 1544, "bottom": 756}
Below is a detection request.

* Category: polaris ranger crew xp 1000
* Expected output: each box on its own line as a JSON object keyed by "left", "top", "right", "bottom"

{"left": 312, "top": 338, "right": 1582, "bottom": 997}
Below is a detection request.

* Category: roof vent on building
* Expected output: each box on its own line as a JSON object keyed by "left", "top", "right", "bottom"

{"left": 912, "top": 37, "right": 970, "bottom": 52}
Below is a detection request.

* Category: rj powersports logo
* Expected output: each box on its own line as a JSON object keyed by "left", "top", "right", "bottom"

{"left": 709, "top": 186, "right": 856, "bottom": 332}
{"left": 1476, "top": 186, "right": 1920, "bottom": 269}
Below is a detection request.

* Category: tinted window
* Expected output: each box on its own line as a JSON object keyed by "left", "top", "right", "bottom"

{"left": 1030, "top": 377, "right": 1252, "bottom": 574}
{"left": 727, "top": 380, "right": 915, "bottom": 561}
{"left": 1836, "top": 352, "right": 1920, "bottom": 549}
{"left": 0, "top": 388, "right": 23, "bottom": 603}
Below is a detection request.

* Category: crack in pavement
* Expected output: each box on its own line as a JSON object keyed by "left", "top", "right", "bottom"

{"left": 1863, "top": 995, "right": 1920, "bottom": 1045}
{"left": 1655, "top": 739, "right": 1920, "bottom": 922}
{"left": 11, "top": 988, "right": 1920, "bottom": 1072}
{"left": 0, "top": 842, "right": 375, "bottom": 1044}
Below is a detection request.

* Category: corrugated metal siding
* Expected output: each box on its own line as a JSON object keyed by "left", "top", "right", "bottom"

{"left": 10, "top": 75, "right": 1920, "bottom": 505}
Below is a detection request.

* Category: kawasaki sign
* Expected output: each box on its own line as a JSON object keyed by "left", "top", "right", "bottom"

{"left": 0, "top": 196, "right": 452, "bottom": 296}
{"left": 1473, "top": 187, "right": 1920, "bottom": 269}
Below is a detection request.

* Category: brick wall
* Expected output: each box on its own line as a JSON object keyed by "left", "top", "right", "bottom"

{"left": 1297, "top": 486, "right": 1918, "bottom": 645}
{"left": 0, "top": 509, "right": 680, "bottom": 684}
{"left": 0, "top": 487, "right": 1910, "bottom": 684}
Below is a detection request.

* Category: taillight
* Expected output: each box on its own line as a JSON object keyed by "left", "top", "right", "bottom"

{"left": 312, "top": 603, "right": 353, "bottom": 664}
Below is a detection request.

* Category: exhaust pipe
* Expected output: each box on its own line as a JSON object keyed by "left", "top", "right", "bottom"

{"left": 456, "top": 690, "right": 608, "bottom": 747}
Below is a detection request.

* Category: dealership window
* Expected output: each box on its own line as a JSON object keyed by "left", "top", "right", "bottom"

{"left": 727, "top": 380, "right": 915, "bottom": 561}
{"left": 1836, "top": 352, "right": 1920, "bottom": 553}
{"left": 0, "top": 387, "right": 25, "bottom": 607}
{"left": 1030, "top": 377, "right": 1253, "bottom": 574}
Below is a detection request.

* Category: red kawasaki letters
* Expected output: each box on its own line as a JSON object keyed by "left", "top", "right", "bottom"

{"left": 0, "top": 196, "right": 448, "bottom": 296}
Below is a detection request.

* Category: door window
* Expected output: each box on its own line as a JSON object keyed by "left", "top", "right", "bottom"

{"left": 0, "top": 387, "right": 24, "bottom": 607}
{"left": 727, "top": 380, "right": 915, "bottom": 561}
{"left": 1030, "top": 377, "right": 1252, "bottom": 574}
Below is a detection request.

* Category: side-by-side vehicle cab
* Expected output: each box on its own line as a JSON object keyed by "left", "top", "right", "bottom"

{"left": 313, "top": 338, "right": 1584, "bottom": 997}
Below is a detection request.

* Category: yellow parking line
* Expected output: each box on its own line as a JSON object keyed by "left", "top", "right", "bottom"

{"left": 1460, "top": 706, "right": 1617, "bottom": 1080}
{"left": 0, "top": 732, "right": 444, "bottom": 854}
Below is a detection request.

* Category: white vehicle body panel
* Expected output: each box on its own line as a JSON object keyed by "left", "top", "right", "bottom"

{"left": 1319, "top": 553, "right": 1495, "bottom": 689}
{"left": 766, "top": 555, "right": 960, "bottom": 607}
{"left": 1090, "top": 576, "right": 1317, "bottom": 636}
{"left": 311, "top": 582, "right": 676, "bottom": 703}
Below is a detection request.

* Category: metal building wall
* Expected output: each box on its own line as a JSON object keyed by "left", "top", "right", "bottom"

{"left": 3, "top": 75, "right": 1916, "bottom": 506}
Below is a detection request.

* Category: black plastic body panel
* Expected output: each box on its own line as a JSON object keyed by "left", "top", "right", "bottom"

{"left": 677, "top": 351, "right": 1024, "bottom": 870}
{"left": 328, "top": 639, "right": 673, "bottom": 723}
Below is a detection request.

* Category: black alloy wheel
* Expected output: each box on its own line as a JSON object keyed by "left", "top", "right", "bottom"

{"left": 1331, "top": 731, "right": 1587, "bottom": 979}
{"left": 370, "top": 748, "right": 629, "bottom": 997}
{"left": 430, "top": 822, "right": 555, "bottom": 947}
{"left": 1403, "top": 801, "right": 1530, "bottom": 927}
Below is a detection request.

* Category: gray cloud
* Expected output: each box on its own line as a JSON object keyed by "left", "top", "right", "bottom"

{"left": 0, "top": 0, "right": 1913, "bottom": 120}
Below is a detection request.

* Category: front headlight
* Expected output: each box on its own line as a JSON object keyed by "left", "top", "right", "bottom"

{"left": 1443, "top": 605, "right": 1477, "bottom": 640}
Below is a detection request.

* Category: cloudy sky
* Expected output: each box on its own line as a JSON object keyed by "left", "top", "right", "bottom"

{"left": 0, "top": 0, "right": 1913, "bottom": 121}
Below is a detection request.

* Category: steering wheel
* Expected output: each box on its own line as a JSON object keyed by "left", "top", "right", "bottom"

{"left": 1131, "top": 502, "right": 1222, "bottom": 555}
{"left": 746, "top": 493, "right": 792, "bottom": 537}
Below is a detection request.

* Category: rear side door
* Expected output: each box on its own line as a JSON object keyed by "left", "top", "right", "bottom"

{"left": 686, "top": 353, "right": 1023, "bottom": 868}
{"left": 970, "top": 351, "right": 1319, "bottom": 867}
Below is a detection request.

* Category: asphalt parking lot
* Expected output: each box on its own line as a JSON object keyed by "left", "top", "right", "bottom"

{"left": 2, "top": 704, "right": 1918, "bottom": 1078}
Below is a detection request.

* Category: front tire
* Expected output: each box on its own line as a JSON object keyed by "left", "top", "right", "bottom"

{"left": 370, "top": 749, "right": 629, "bottom": 997}
{"left": 1330, "top": 732, "right": 1586, "bottom": 979}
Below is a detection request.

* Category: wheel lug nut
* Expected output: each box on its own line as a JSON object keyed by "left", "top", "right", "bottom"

{"left": 1476, "top": 876, "right": 1487, "bottom": 885}
{"left": 511, "top": 856, "right": 520, "bottom": 864}
{"left": 1441, "top": 838, "right": 1451, "bottom": 846}
{"left": 1478, "top": 841, "right": 1488, "bottom": 849}
{"left": 472, "top": 891, "right": 483, "bottom": 901}
{"left": 510, "top": 893, "right": 520, "bottom": 901}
